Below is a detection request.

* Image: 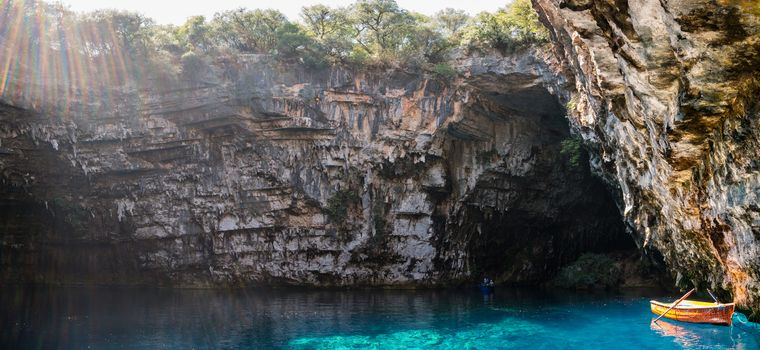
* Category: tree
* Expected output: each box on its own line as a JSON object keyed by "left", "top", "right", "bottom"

{"left": 503, "top": 0, "right": 548, "bottom": 44}
{"left": 403, "top": 13, "right": 453, "bottom": 64}
{"left": 1, "top": 0, "right": 551, "bottom": 91}
{"left": 178, "top": 15, "right": 213, "bottom": 52}
{"left": 210, "top": 8, "right": 288, "bottom": 53}
{"left": 81, "top": 9, "right": 155, "bottom": 56}
{"left": 275, "top": 22, "right": 311, "bottom": 57}
{"left": 350, "top": 0, "right": 414, "bottom": 56}
{"left": 460, "top": 0, "right": 548, "bottom": 52}
{"left": 299, "top": 4, "right": 354, "bottom": 64}
{"left": 180, "top": 51, "right": 207, "bottom": 81}
{"left": 433, "top": 8, "right": 469, "bottom": 37}
{"left": 150, "top": 24, "right": 184, "bottom": 55}
{"left": 460, "top": 11, "right": 512, "bottom": 51}
{"left": 300, "top": 4, "right": 350, "bottom": 40}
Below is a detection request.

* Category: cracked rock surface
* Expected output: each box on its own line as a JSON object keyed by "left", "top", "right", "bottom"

{"left": 534, "top": 0, "right": 760, "bottom": 318}
{"left": 0, "top": 52, "right": 629, "bottom": 288}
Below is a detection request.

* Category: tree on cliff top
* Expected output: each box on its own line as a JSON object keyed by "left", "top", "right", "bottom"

{"left": 210, "top": 8, "right": 289, "bottom": 53}
{"left": 3, "top": 0, "right": 550, "bottom": 90}
{"left": 460, "top": 0, "right": 548, "bottom": 52}
{"left": 433, "top": 8, "right": 469, "bottom": 38}
{"left": 301, "top": 4, "right": 350, "bottom": 40}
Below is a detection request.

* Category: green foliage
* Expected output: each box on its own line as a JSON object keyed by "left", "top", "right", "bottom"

{"left": 405, "top": 14, "right": 454, "bottom": 64}
{"left": 300, "top": 5, "right": 354, "bottom": 64}
{"left": 434, "top": 8, "right": 470, "bottom": 38}
{"left": 432, "top": 63, "right": 457, "bottom": 81}
{"left": 566, "top": 94, "right": 579, "bottom": 112}
{"left": 550, "top": 254, "right": 622, "bottom": 289}
{"left": 180, "top": 51, "right": 207, "bottom": 81}
{"left": 12, "top": 0, "right": 551, "bottom": 88}
{"left": 325, "top": 189, "right": 361, "bottom": 224}
{"left": 210, "top": 8, "right": 288, "bottom": 53}
{"left": 81, "top": 9, "right": 155, "bottom": 55}
{"left": 1, "top": 1, "right": 176, "bottom": 88}
{"left": 461, "top": 12, "right": 510, "bottom": 51}
{"left": 351, "top": 0, "right": 409, "bottom": 52}
{"left": 461, "top": 0, "right": 548, "bottom": 53}
{"left": 300, "top": 1, "right": 458, "bottom": 66}
{"left": 350, "top": 0, "right": 416, "bottom": 63}
{"left": 275, "top": 22, "right": 311, "bottom": 56}
{"left": 560, "top": 138, "right": 582, "bottom": 168}
{"left": 150, "top": 24, "right": 185, "bottom": 55}
{"left": 347, "top": 45, "right": 371, "bottom": 65}
{"left": 301, "top": 4, "right": 350, "bottom": 40}
{"left": 178, "top": 16, "right": 212, "bottom": 52}
{"left": 504, "top": 0, "right": 549, "bottom": 43}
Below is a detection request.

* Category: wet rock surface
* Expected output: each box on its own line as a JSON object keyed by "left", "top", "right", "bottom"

{"left": 0, "top": 52, "right": 630, "bottom": 288}
{"left": 533, "top": 0, "right": 760, "bottom": 318}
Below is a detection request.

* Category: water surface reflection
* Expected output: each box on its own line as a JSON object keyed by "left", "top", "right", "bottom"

{"left": 1, "top": 286, "right": 758, "bottom": 349}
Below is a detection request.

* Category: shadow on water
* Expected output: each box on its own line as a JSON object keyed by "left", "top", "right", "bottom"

{"left": 1, "top": 285, "right": 758, "bottom": 349}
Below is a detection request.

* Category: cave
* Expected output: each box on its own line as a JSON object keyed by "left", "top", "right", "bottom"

{"left": 430, "top": 74, "right": 636, "bottom": 285}
{"left": 3, "top": 0, "right": 760, "bottom": 348}
{"left": 0, "top": 55, "right": 644, "bottom": 289}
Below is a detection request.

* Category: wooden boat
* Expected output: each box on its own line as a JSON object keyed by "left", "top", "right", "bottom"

{"left": 650, "top": 299, "right": 735, "bottom": 325}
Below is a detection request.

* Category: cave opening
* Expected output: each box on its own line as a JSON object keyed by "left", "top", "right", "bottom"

{"left": 443, "top": 80, "right": 639, "bottom": 286}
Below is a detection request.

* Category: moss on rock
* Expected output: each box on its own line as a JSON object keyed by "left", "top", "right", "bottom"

{"left": 549, "top": 253, "right": 622, "bottom": 290}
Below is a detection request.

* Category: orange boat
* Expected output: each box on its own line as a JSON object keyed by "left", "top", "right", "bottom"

{"left": 650, "top": 299, "right": 735, "bottom": 325}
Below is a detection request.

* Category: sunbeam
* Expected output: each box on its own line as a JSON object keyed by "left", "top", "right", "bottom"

{"left": 0, "top": 0, "right": 160, "bottom": 116}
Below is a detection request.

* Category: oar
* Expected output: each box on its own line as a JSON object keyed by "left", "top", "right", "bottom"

{"left": 707, "top": 289, "right": 720, "bottom": 304}
{"left": 653, "top": 288, "right": 695, "bottom": 324}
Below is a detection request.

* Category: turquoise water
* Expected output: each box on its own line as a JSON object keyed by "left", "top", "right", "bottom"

{"left": 2, "top": 286, "right": 759, "bottom": 349}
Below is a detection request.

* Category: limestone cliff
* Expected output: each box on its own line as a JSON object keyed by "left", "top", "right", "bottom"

{"left": 0, "top": 52, "right": 630, "bottom": 288}
{"left": 533, "top": 0, "right": 760, "bottom": 318}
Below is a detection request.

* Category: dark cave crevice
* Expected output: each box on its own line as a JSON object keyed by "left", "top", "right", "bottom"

{"left": 450, "top": 87, "right": 637, "bottom": 285}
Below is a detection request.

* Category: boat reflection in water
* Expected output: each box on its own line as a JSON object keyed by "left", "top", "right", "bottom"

{"left": 3, "top": 285, "right": 759, "bottom": 349}
{"left": 650, "top": 319, "right": 703, "bottom": 348}
{"left": 651, "top": 318, "right": 758, "bottom": 349}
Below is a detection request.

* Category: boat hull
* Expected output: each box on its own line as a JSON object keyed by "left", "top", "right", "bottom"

{"left": 479, "top": 285, "right": 494, "bottom": 295}
{"left": 650, "top": 300, "right": 734, "bottom": 325}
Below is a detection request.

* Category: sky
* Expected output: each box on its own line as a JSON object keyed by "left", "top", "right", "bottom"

{"left": 56, "top": 0, "right": 510, "bottom": 25}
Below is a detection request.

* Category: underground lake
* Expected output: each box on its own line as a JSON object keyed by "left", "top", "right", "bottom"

{"left": 2, "top": 0, "right": 760, "bottom": 349}
{"left": 2, "top": 286, "right": 759, "bottom": 349}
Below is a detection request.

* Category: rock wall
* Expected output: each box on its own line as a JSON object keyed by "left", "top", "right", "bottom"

{"left": 534, "top": 0, "right": 760, "bottom": 318}
{"left": 0, "top": 52, "right": 630, "bottom": 287}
